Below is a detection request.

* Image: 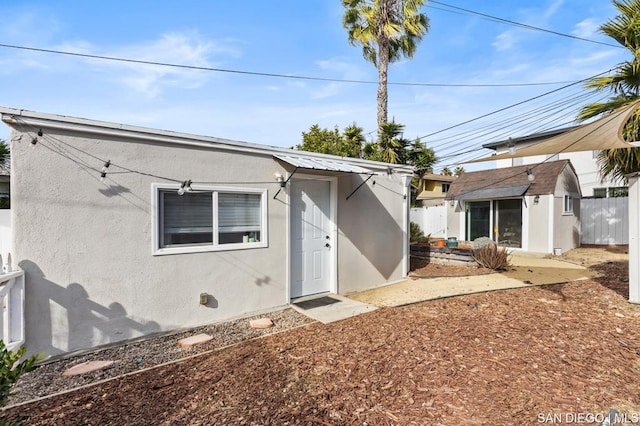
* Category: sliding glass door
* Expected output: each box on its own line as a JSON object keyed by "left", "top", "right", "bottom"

{"left": 466, "top": 201, "right": 490, "bottom": 241}
{"left": 465, "top": 199, "right": 523, "bottom": 248}
{"left": 494, "top": 199, "right": 522, "bottom": 248}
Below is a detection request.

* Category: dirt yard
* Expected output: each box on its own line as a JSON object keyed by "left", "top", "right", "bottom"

{"left": 4, "top": 247, "right": 640, "bottom": 425}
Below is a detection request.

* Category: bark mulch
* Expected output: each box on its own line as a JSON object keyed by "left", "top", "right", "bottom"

{"left": 4, "top": 255, "right": 640, "bottom": 425}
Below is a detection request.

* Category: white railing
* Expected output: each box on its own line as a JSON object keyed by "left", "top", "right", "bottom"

{"left": 0, "top": 270, "right": 25, "bottom": 352}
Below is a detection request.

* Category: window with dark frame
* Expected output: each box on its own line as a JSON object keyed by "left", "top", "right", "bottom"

{"left": 593, "top": 188, "right": 607, "bottom": 198}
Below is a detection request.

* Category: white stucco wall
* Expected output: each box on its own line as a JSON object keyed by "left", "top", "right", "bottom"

{"left": 552, "top": 167, "right": 582, "bottom": 253}
{"left": 526, "top": 195, "right": 552, "bottom": 253}
{"left": 8, "top": 120, "right": 411, "bottom": 357}
{"left": 495, "top": 145, "right": 617, "bottom": 197}
{"left": 10, "top": 127, "right": 292, "bottom": 356}
{"left": 337, "top": 173, "right": 409, "bottom": 293}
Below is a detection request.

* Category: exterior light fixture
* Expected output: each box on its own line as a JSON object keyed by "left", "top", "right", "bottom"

{"left": 100, "top": 160, "right": 110, "bottom": 183}
{"left": 534, "top": 195, "right": 540, "bottom": 205}
{"left": 526, "top": 169, "right": 535, "bottom": 182}
{"left": 178, "top": 180, "right": 192, "bottom": 195}
{"left": 274, "top": 172, "right": 286, "bottom": 188}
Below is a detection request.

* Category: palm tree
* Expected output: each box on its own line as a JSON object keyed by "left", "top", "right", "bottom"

{"left": 343, "top": 0, "right": 429, "bottom": 139}
{"left": 579, "top": 0, "right": 640, "bottom": 182}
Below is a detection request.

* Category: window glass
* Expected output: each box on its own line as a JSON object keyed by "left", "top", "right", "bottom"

{"left": 161, "top": 191, "right": 213, "bottom": 247}
{"left": 593, "top": 188, "right": 607, "bottom": 198}
{"left": 157, "top": 187, "right": 266, "bottom": 252}
{"left": 608, "top": 187, "right": 628, "bottom": 198}
{"left": 218, "top": 193, "right": 262, "bottom": 244}
{"left": 563, "top": 195, "right": 573, "bottom": 213}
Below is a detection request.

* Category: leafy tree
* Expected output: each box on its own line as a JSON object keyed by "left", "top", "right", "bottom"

{"left": 296, "top": 124, "right": 364, "bottom": 158}
{"left": 440, "top": 167, "right": 453, "bottom": 176}
{"left": 579, "top": 0, "right": 640, "bottom": 182}
{"left": 453, "top": 166, "right": 465, "bottom": 176}
{"left": 407, "top": 139, "right": 435, "bottom": 177}
{"left": 342, "top": 0, "right": 429, "bottom": 138}
{"left": 297, "top": 122, "right": 437, "bottom": 177}
{"left": 0, "top": 140, "right": 8, "bottom": 168}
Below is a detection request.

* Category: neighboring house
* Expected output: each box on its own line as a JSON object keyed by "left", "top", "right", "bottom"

{"left": 415, "top": 173, "right": 456, "bottom": 207}
{"left": 0, "top": 107, "right": 414, "bottom": 357}
{"left": 445, "top": 160, "right": 581, "bottom": 254}
{"left": 483, "top": 127, "right": 627, "bottom": 198}
{"left": 410, "top": 174, "right": 456, "bottom": 238}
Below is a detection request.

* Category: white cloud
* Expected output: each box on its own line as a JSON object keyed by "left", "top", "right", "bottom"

{"left": 572, "top": 18, "right": 600, "bottom": 38}
{"left": 542, "top": 0, "right": 565, "bottom": 19}
{"left": 43, "top": 32, "right": 241, "bottom": 98}
{"left": 493, "top": 30, "right": 518, "bottom": 51}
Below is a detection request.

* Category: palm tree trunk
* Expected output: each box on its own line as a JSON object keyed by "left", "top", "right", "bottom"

{"left": 376, "top": 0, "right": 390, "bottom": 142}
{"left": 377, "top": 47, "right": 389, "bottom": 142}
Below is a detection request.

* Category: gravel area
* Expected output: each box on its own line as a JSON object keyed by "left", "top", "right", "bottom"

{"left": 6, "top": 308, "right": 314, "bottom": 407}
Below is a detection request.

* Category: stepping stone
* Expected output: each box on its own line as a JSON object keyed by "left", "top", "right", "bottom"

{"left": 250, "top": 318, "right": 274, "bottom": 329}
{"left": 177, "top": 333, "right": 213, "bottom": 349}
{"left": 62, "top": 360, "right": 115, "bottom": 377}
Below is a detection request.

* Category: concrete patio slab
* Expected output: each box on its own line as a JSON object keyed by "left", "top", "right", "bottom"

{"left": 348, "top": 253, "right": 594, "bottom": 308}
{"left": 291, "top": 294, "right": 377, "bottom": 323}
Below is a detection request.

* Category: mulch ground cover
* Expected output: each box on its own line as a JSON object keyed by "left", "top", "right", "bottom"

{"left": 4, "top": 259, "right": 640, "bottom": 425}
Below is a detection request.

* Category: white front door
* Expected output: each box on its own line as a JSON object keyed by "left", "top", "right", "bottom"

{"left": 290, "top": 179, "right": 332, "bottom": 298}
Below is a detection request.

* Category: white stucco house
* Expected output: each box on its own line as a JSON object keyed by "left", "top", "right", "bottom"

{"left": 483, "top": 127, "right": 627, "bottom": 198}
{"left": 0, "top": 107, "right": 414, "bottom": 357}
{"left": 445, "top": 160, "right": 581, "bottom": 254}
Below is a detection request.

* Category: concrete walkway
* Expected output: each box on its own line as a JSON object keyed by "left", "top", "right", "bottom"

{"left": 290, "top": 294, "right": 377, "bottom": 323}
{"left": 348, "top": 253, "right": 594, "bottom": 307}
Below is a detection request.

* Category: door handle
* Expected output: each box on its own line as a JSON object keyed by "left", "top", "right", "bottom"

{"left": 325, "top": 243, "right": 331, "bottom": 248}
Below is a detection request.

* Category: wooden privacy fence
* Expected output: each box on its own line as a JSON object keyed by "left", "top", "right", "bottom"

{"left": 580, "top": 197, "right": 628, "bottom": 245}
{"left": 0, "top": 270, "right": 25, "bottom": 351}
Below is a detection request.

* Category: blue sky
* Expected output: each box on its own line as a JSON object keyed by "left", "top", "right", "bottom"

{"left": 0, "top": 1, "right": 629, "bottom": 170}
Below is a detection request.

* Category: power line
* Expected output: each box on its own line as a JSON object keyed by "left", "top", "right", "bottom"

{"left": 428, "top": 1, "right": 622, "bottom": 49}
{"left": 416, "top": 69, "right": 613, "bottom": 141}
{"left": 0, "top": 42, "right": 574, "bottom": 88}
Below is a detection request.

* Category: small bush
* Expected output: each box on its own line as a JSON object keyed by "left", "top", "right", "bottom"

{"left": 472, "top": 243, "right": 511, "bottom": 270}
{"left": 410, "top": 222, "right": 424, "bottom": 242}
{"left": 0, "top": 341, "right": 43, "bottom": 407}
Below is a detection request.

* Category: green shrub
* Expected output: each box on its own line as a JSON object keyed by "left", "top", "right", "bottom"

{"left": 472, "top": 244, "right": 511, "bottom": 270}
{"left": 0, "top": 341, "right": 43, "bottom": 407}
{"left": 410, "top": 222, "right": 424, "bottom": 242}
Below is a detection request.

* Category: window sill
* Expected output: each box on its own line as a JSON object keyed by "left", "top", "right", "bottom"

{"left": 153, "top": 241, "right": 268, "bottom": 256}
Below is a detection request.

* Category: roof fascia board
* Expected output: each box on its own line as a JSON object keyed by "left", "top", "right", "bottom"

{"left": 1, "top": 107, "right": 413, "bottom": 174}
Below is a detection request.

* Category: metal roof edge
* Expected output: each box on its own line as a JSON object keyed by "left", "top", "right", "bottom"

{"left": 0, "top": 106, "right": 414, "bottom": 174}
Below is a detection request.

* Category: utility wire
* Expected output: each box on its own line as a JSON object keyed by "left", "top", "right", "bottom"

{"left": 429, "top": 0, "right": 622, "bottom": 49}
{"left": 0, "top": 42, "right": 574, "bottom": 88}
{"left": 416, "top": 69, "right": 613, "bottom": 142}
